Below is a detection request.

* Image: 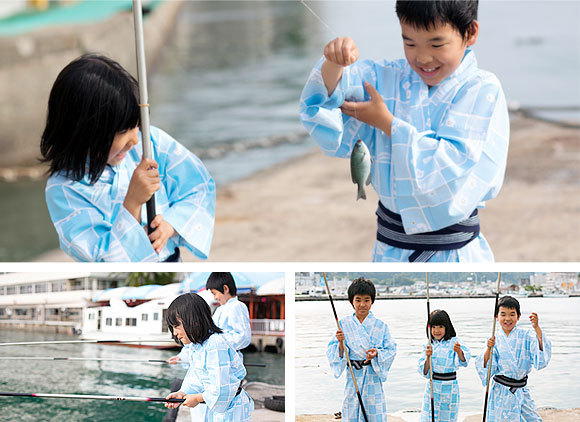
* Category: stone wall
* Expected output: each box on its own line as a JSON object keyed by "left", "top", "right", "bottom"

{"left": 0, "top": 0, "right": 183, "bottom": 166}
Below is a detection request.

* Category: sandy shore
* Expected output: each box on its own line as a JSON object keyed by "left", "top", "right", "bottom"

{"left": 34, "top": 115, "right": 579, "bottom": 262}
{"left": 297, "top": 408, "right": 580, "bottom": 422}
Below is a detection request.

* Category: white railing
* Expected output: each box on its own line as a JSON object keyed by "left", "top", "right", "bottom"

{"left": 250, "top": 319, "right": 285, "bottom": 336}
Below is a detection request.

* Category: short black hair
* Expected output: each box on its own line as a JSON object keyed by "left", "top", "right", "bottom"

{"left": 347, "top": 278, "right": 376, "bottom": 303}
{"left": 166, "top": 293, "right": 222, "bottom": 345}
{"left": 495, "top": 295, "right": 521, "bottom": 317}
{"left": 40, "top": 54, "right": 140, "bottom": 184}
{"left": 206, "top": 272, "right": 237, "bottom": 296}
{"left": 428, "top": 309, "right": 456, "bottom": 341}
{"left": 396, "top": 1, "right": 478, "bottom": 41}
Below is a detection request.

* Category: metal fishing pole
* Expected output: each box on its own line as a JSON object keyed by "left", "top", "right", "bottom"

{"left": 0, "top": 391, "right": 184, "bottom": 403}
{"left": 322, "top": 272, "right": 369, "bottom": 422}
{"left": 0, "top": 356, "right": 266, "bottom": 367}
{"left": 482, "top": 272, "right": 502, "bottom": 422}
{"left": 426, "top": 272, "right": 435, "bottom": 422}
{"left": 132, "top": 0, "right": 156, "bottom": 232}
{"left": 0, "top": 339, "right": 170, "bottom": 347}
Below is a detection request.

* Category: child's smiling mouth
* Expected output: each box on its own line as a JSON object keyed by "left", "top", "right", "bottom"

{"left": 418, "top": 65, "right": 440, "bottom": 77}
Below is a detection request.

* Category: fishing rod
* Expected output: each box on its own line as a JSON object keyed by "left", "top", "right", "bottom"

{"left": 482, "top": 272, "right": 502, "bottom": 422}
{"left": 132, "top": 0, "right": 156, "bottom": 232}
{"left": 0, "top": 339, "right": 171, "bottom": 347}
{"left": 0, "top": 356, "right": 266, "bottom": 367}
{"left": 322, "top": 272, "right": 369, "bottom": 422}
{"left": 426, "top": 272, "right": 435, "bottom": 422}
{"left": 0, "top": 391, "right": 184, "bottom": 403}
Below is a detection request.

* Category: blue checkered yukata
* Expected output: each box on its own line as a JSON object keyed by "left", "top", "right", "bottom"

{"left": 180, "top": 334, "right": 253, "bottom": 421}
{"left": 417, "top": 337, "right": 471, "bottom": 422}
{"left": 327, "top": 312, "right": 397, "bottom": 422}
{"left": 299, "top": 48, "right": 509, "bottom": 262}
{"left": 475, "top": 326, "right": 551, "bottom": 422}
{"left": 45, "top": 126, "right": 215, "bottom": 262}
{"left": 213, "top": 297, "right": 251, "bottom": 362}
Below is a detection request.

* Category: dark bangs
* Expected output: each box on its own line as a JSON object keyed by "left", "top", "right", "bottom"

{"left": 348, "top": 278, "right": 376, "bottom": 303}
{"left": 428, "top": 309, "right": 456, "bottom": 341}
{"left": 396, "top": 1, "right": 478, "bottom": 41}
{"left": 40, "top": 54, "right": 140, "bottom": 183}
{"left": 166, "top": 293, "right": 222, "bottom": 345}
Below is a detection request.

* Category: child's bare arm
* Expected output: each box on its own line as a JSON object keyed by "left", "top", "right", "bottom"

{"left": 483, "top": 336, "right": 495, "bottom": 367}
{"left": 529, "top": 313, "right": 543, "bottom": 350}
{"left": 321, "top": 37, "right": 359, "bottom": 96}
{"left": 336, "top": 329, "right": 345, "bottom": 357}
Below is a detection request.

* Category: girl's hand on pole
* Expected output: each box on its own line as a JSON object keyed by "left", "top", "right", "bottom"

{"left": 453, "top": 342, "right": 461, "bottom": 353}
{"left": 164, "top": 391, "right": 185, "bottom": 409}
{"left": 341, "top": 82, "right": 394, "bottom": 135}
{"left": 425, "top": 345, "right": 433, "bottom": 357}
{"left": 487, "top": 336, "right": 495, "bottom": 349}
{"left": 183, "top": 393, "right": 203, "bottom": 408}
{"left": 365, "top": 348, "right": 378, "bottom": 362}
{"left": 166, "top": 355, "right": 180, "bottom": 364}
{"left": 324, "top": 37, "right": 359, "bottom": 67}
{"left": 148, "top": 214, "right": 175, "bottom": 253}
{"left": 124, "top": 158, "right": 160, "bottom": 219}
{"left": 335, "top": 330, "right": 345, "bottom": 342}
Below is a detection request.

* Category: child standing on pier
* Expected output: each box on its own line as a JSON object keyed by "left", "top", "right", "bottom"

{"left": 418, "top": 309, "right": 470, "bottom": 422}
{"left": 475, "top": 296, "right": 551, "bottom": 421}
{"left": 41, "top": 54, "right": 215, "bottom": 262}
{"left": 327, "top": 278, "right": 397, "bottom": 421}
{"left": 299, "top": 0, "right": 509, "bottom": 262}
{"left": 164, "top": 293, "right": 253, "bottom": 421}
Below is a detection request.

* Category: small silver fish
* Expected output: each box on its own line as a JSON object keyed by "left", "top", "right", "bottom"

{"left": 350, "top": 139, "right": 371, "bottom": 200}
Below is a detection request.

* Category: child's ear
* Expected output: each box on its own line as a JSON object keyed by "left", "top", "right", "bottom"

{"left": 223, "top": 285, "right": 229, "bottom": 295}
{"left": 466, "top": 20, "right": 479, "bottom": 46}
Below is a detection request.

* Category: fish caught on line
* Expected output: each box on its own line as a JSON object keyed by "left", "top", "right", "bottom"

{"left": 350, "top": 139, "right": 371, "bottom": 200}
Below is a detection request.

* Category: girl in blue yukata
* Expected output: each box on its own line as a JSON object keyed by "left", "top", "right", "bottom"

{"left": 41, "top": 54, "right": 215, "bottom": 262}
{"left": 327, "top": 278, "right": 397, "bottom": 422}
{"left": 418, "top": 309, "right": 471, "bottom": 422}
{"left": 476, "top": 296, "right": 551, "bottom": 422}
{"left": 164, "top": 293, "right": 253, "bottom": 421}
{"left": 300, "top": 1, "right": 509, "bottom": 262}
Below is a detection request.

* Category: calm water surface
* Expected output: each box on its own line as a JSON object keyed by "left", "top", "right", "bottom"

{"left": 0, "top": 330, "right": 284, "bottom": 421}
{"left": 296, "top": 297, "right": 579, "bottom": 418}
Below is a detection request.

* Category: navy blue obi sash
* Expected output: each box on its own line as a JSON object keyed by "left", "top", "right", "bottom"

{"left": 350, "top": 359, "right": 371, "bottom": 370}
{"left": 432, "top": 371, "right": 457, "bottom": 381}
{"left": 163, "top": 247, "right": 181, "bottom": 263}
{"left": 493, "top": 374, "right": 528, "bottom": 394}
{"left": 376, "top": 201, "right": 480, "bottom": 262}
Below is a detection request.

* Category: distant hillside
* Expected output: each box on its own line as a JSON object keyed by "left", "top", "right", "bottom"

{"left": 318, "top": 272, "right": 538, "bottom": 286}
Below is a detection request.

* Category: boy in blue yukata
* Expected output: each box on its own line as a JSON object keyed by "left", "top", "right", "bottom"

{"left": 300, "top": 0, "right": 509, "bottom": 262}
{"left": 475, "top": 296, "right": 551, "bottom": 422}
{"left": 418, "top": 309, "right": 470, "bottom": 422}
{"left": 327, "top": 278, "right": 397, "bottom": 421}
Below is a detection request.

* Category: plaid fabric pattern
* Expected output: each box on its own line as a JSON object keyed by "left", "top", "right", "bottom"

{"left": 213, "top": 297, "right": 251, "bottom": 361}
{"left": 327, "top": 312, "right": 397, "bottom": 421}
{"left": 181, "top": 334, "right": 253, "bottom": 421}
{"left": 417, "top": 337, "right": 471, "bottom": 422}
{"left": 46, "top": 126, "right": 215, "bottom": 261}
{"left": 475, "top": 326, "right": 551, "bottom": 422}
{"left": 299, "top": 49, "right": 509, "bottom": 262}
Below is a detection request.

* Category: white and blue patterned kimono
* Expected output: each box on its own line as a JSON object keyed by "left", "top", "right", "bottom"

{"left": 299, "top": 48, "right": 509, "bottom": 262}
{"left": 45, "top": 126, "right": 215, "bottom": 262}
{"left": 213, "top": 297, "right": 251, "bottom": 362}
{"left": 181, "top": 333, "right": 253, "bottom": 421}
{"left": 327, "top": 312, "right": 397, "bottom": 422}
{"left": 417, "top": 337, "right": 471, "bottom": 422}
{"left": 475, "top": 326, "right": 551, "bottom": 422}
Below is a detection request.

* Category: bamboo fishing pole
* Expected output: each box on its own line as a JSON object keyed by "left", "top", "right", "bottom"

{"left": 482, "top": 272, "right": 502, "bottom": 422}
{"left": 426, "top": 272, "right": 435, "bottom": 422}
{"left": 0, "top": 339, "right": 171, "bottom": 347}
{"left": 322, "top": 272, "right": 369, "bottom": 422}
{"left": 0, "top": 392, "right": 184, "bottom": 403}
{"left": 0, "top": 356, "right": 266, "bottom": 367}
{"left": 132, "top": 0, "right": 156, "bottom": 232}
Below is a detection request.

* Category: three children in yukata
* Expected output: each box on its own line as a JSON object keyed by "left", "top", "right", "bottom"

{"left": 166, "top": 273, "right": 252, "bottom": 421}
{"left": 327, "top": 278, "right": 551, "bottom": 422}
{"left": 300, "top": 0, "right": 509, "bottom": 263}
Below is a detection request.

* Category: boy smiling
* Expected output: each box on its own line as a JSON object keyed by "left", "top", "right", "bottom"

{"left": 300, "top": 0, "right": 509, "bottom": 262}
{"left": 476, "top": 296, "right": 551, "bottom": 421}
{"left": 327, "top": 278, "right": 397, "bottom": 421}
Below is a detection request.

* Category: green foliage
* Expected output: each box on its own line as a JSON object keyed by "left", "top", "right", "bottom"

{"left": 524, "top": 284, "right": 542, "bottom": 293}
{"left": 119, "top": 272, "right": 178, "bottom": 287}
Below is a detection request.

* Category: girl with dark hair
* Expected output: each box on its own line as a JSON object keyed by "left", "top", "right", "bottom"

{"left": 41, "top": 54, "right": 215, "bottom": 262}
{"left": 164, "top": 293, "right": 253, "bottom": 421}
{"left": 417, "top": 309, "right": 470, "bottom": 422}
